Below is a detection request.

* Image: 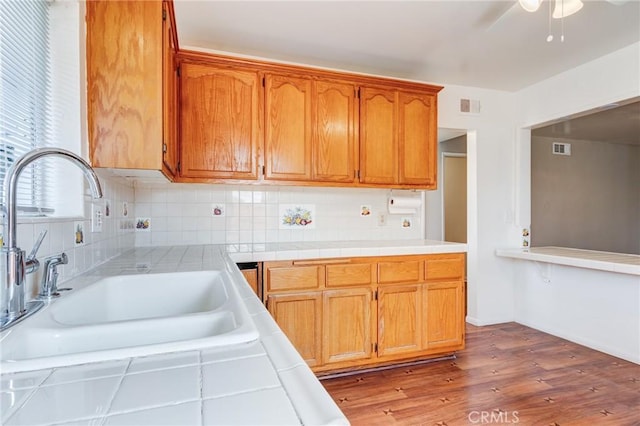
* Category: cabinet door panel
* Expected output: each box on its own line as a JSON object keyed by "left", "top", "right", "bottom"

{"left": 359, "top": 88, "right": 397, "bottom": 184}
{"left": 378, "top": 260, "right": 422, "bottom": 284}
{"left": 398, "top": 92, "right": 436, "bottom": 186}
{"left": 326, "top": 263, "right": 374, "bottom": 287}
{"left": 313, "top": 80, "right": 357, "bottom": 182}
{"left": 266, "top": 265, "right": 323, "bottom": 292}
{"left": 161, "top": 1, "right": 178, "bottom": 177}
{"left": 378, "top": 285, "right": 422, "bottom": 356}
{"left": 87, "top": 0, "right": 162, "bottom": 170}
{"left": 268, "top": 293, "right": 322, "bottom": 366}
{"left": 180, "top": 63, "right": 260, "bottom": 179}
{"left": 424, "top": 281, "right": 464, "bottom": 349}
{"left": 265, "top": 74, "right": 312, "bottom": 180}
{"left": 425, "top": 255, "right": 464, "bottom": 280}
{"left": 323, "top": 289, "right": 373, "bottom": 364}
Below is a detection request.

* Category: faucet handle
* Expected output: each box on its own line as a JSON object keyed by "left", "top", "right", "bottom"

{"left": 38, "top": 252, "right": 68, "bottom": 299}
{"left": 27, "top": 230, "right": 47, "bottom": 261}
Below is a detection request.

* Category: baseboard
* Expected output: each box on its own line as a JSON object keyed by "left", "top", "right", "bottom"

{"left": 515, "top": 319, "right": 640, "bottom": 365}
{"left": 466, "top": 315, "right": 514, "bottom": 326}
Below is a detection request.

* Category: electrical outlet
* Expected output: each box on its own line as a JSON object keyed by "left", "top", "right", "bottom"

{"left": 378, "top": 213, "right": 386, "bottom": 226}
{"left": 91, "top": 203, "right": 103, "bottom": 233}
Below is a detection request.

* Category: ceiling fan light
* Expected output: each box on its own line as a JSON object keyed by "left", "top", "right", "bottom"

{"left": 552, "top": 0, "right": 584, "bottom": 18}
{"left": 519, "top": 0, "right": 542, "bottom": 12}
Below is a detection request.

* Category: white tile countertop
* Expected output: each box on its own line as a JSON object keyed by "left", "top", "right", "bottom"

{"left": 1, "top": 245, "right": 349, "bottom": 425}
{"left": 496, "top": 246, "right": 640, "bottom": 276}
{"left": 1, "top": 241, "right": 466, "bottom": 425}
{"left": 225, "top": 239, "right": 467, "bottom": 262}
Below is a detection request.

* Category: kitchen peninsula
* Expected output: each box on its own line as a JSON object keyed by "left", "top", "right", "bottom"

{"left": 1, "top": 240, "right": 466, "bottom": 425}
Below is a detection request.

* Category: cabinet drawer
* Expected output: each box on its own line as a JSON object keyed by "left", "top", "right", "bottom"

{"left": 267, "top": 265, "right": 323, "bottom": 292}
{"left": 326, "top": 263, "right": 374, "bottom": 287}
{"left": 378, "top": 260, "right": 422, "bottom": 284}
{"left": 425, "top": 256, "right": 464, "bottom": 280}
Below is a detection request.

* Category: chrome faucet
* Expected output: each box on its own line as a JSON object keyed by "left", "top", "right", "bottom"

{"left": 1, "top": 148, "right": 103, "bottom": 331}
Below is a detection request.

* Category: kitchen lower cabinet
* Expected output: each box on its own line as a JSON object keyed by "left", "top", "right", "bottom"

{"left": 266, "top": 292, "right": 322, "bottom": 367}
{"left": 377, "top": 284, "right": 422, "bottom": 357}
{"left": 322, "top": 288, "right": 374, "bottom": 365}
{"left": 264, "top": 253, "right": 466, "bottom": 374}
{"left": 424, "top": 281, "right": 465, "bottom": 349}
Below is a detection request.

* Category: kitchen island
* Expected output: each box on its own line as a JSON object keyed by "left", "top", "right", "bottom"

{"left": 1, "top": 240, "right": 466, "bottom": 425}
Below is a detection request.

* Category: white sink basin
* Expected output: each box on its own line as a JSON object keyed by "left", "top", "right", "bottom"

{"left": 51, "top": 271, "right": 228, "bottom": 325}
{"left": 0, "top": 271, "right": 259, "bottom": 373}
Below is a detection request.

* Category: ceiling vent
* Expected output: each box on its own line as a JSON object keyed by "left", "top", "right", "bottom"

{"left": 460, "top": 98, "right": 481, "bottom": 114}
{"left": 552, "top": 142, "right": 571, "bottom": 156}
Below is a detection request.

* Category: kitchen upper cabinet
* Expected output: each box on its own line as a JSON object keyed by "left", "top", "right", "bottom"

{"left": 179, "top": 62, "right": 261, "bottom": 180}
{"left": 264, "top": 75, "right": 358, "bottom": 184}
{"left": 312, "top": 80, "right": 358, "bottom": 183}
{"left": 398, "top": 91, "right": 437, "bottom": 186}
{"left": 359, "top": 88, "right": 397, "bottom": 185}
{"left": 265, "top": 74, "right": 313, "bottom": 181}
{"left": 168, "top": 50, "right": 440, "bottom": 187}
{"left": 359, "top": 87, "right": 438, "bottom": 188}
{"left": 162, "top": 1, "right": 179, "bottom": 177}
{"left": 86, "top": 0, "right": 178, "bottom": 178}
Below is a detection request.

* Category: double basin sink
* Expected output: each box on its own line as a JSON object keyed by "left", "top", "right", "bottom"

{"left": 0, "top": 270, "right": 259, "bottom": 373}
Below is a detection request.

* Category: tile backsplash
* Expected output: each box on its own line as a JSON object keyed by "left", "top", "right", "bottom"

{"left": 1, "top": 178, "right": 425, "bottom": 296}
{"left": 134, "top": 184, "right": 424, "bottom": 247}
{"left": 0, "top": 170, "right": 136, "bottom": 295}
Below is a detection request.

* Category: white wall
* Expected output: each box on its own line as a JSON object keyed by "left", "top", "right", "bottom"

{"left": 514, "top": 262, "right": 640, "bottom": 364}
{"left": 510, "top": 42, "right": 640, "bottom": 362}
{"left": 436, "top": 85, "right": 522, "bottom": 325}
{"left": 531, "top": 136, "right": 640, "bottom": 254}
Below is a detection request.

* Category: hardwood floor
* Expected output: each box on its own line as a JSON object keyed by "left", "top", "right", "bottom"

{"left": 321, "top": 322, "right": 640, "bottom": 425}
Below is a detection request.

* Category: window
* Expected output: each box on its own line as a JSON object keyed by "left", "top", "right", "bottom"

{"left": 0, "top": 0, "right": 54, "bottom": 215}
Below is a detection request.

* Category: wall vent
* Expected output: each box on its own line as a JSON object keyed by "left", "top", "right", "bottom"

{"left": 552, "top": 142, "right": 571, "bottom": 156}
{"left": 460, "top": 98, "right": 481, "bottom": 114}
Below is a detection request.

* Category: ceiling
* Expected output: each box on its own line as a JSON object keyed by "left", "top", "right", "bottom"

{"left": 173, "top": 1, "right": 640, "bottom": 145}
{"left": 533, "top": 100, "right": 640, "bottom": 145}
{"left": 173, "top": 0, "right": 640, "bottom": 92}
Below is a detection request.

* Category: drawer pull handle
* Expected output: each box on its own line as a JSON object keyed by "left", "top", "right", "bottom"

{"left": 293, "top": 259, "right": 351, "bottom": 266}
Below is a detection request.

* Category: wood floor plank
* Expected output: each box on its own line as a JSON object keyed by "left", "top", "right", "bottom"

{"left": 321, "top": 322, "right": 640, "bottom": 425}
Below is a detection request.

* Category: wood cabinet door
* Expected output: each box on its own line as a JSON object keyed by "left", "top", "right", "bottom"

{"left": 423, "top": 281, "right": 464, "bottom": 349}
{"left": 323, "top": 289, "right": 374, "bottom": 364}
{"left": 267, "top": 292, "right": 322, "bottom": 367}
{"left": 359, "top": 87, "right": 397, "bottom": 185}
{"left": 161, "top": 1, "right": 178, "bottom": 177}
{"left": 179, "top": 63, "right": 260, "bottom": 180}
{"left": 398, "top": 91, "right": 437, "bottom": 187}
{"left": 87, "top": 0, "right": 163, "bottom": 170}
{"left": 377, "top": 284, "right": 422, "bottom": 356}
{"left": 265, "top": 74, "right": 312, "bottom": 181}
{"left": 312, "top": 80, "right": 358, "bottom": 183}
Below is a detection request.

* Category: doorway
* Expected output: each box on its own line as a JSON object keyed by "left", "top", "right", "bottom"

{"left": 443, "top": 154, "right": 467, "bottom": 243}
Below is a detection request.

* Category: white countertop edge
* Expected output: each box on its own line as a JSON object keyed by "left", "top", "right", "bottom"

{"left": 496, "top": 247, "right": 640, "bottom": 276}
{"left": 227, "top": 240, "right": 467, "bottom": 262}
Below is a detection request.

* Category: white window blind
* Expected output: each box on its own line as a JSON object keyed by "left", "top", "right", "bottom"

{"left": 0, "top": 0, "right": 54, "bottom": 215}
